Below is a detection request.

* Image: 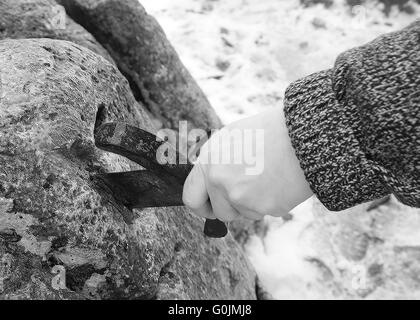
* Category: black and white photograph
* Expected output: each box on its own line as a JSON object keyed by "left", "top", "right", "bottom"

{"left": 0, "top": 0, "right": 419, "bottom": 307}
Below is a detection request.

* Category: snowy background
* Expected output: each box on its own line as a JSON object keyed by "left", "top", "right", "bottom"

{"left": 141, "top": 0, "right": 419, "bottom": 299}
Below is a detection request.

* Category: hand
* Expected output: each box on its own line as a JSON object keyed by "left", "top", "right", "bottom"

{"left": 182, "top": 107, "right": 313, "bottom": 222}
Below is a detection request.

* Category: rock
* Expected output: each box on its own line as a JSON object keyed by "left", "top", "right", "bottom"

{"left": 255, "top": 277, "right": 274, "bottom": 300}
{"left": 9, "top": 0, "right": 253, "bottom": 244}
{"left": 0, "top": 39, "right": 256, "bottom": 299}
{"left": 58, "top": 0, "right": 222, "bottom": 131}
{"left": 0, "top": 0, "right": 114, "bottom": 63}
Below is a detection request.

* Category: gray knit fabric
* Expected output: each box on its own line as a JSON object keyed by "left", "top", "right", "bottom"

{"left": 284, "top": 20, "right": 419, "bottom": 211}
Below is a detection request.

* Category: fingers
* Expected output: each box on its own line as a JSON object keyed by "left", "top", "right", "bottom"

{"left": 207, "top": 184, "right": 240, "bottom": 222}
{"left": 233, "top": 206, "right": 263, "bottom": 221}
{"left": 183, "top": 164, "right": 215, "bottom": 219}
{"left": 183, "top": 163, "right": 263, "bottom": 221}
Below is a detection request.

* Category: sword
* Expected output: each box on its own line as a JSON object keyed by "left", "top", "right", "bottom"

{"left": 94, "top": 122, "right": 228, "bottom": 238}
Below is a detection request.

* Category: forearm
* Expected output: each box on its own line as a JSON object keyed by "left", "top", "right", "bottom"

{"left": 284, "top": 20, "right": 420, "bottom": 211}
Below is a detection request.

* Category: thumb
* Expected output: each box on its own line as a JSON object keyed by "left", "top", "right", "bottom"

{"left": 182, "top": 164, "right": 215, "bottom": 219}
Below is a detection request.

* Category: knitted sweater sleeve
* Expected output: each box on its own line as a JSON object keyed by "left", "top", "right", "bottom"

{"left": 283, "top": 20, "right": 420, "bottom": 211}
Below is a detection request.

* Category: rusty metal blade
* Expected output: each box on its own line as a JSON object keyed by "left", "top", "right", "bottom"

{"left": 95, "top": 122, "right": 191, "bottom": 183}
{"left": 97, "top": 170, "right": 228, "bottom": 238}
{"left": 94, "top": 122, "right": 228, "bottom": 238}
{"left": 97, "top": 170, "right": 184, "bottom": 209}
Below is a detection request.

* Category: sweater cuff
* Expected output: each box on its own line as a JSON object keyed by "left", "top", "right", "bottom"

{"left": 283, "top": 70, "right": 388, "bottom": 211}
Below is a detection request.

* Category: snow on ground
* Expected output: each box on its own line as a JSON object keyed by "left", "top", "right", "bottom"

{"left": 140, "top": 0, "right": 419, "bottom": 299}
{"left": 142, "top": 0, "right": 417, "bottom": 123}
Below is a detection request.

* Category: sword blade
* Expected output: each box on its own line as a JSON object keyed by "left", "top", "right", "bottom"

{"left": 96, "top": 170, "right": 185, "bottom": 209}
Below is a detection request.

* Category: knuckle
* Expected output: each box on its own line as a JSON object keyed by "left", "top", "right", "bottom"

{"left": 214, "top": 208, "right": 238, "bottom": 222}
{"left": 232, "top": 196, "right": 277, "bottom": 217}
{"left": 258, "top": 207, "right": 272, "bottom": 217}
{"left": 182, "top": 192, "right": 197, "bottom": 210}
{"left": 227, "top": 188, "right": 245, "bottom": 206}
{"left": 241, "top": 210, "right": 264, "bottom": 221}
{"left": 257, "top": 201, "right": 278, "bottom": 216}
{"left": 207, "top": 168, "right": 224, "bottom": 187}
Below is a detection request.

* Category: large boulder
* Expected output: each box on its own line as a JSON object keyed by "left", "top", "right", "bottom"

{"left": 57, "top": 0, "right": 222, "bottom": 130}
{"left": 0, "top": 38, "right": 256, "bottom": 299}
{"left": 52, "top": 0, "right": 256, "bottom": 249}
{"left": 0, "top": 0, "right": 114, "bottom": 63}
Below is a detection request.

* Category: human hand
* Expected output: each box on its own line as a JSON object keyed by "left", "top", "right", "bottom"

{"left": 182, "top": 107, "right": 313, "bottom": 222}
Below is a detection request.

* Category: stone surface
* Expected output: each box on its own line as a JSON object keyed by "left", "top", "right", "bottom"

{"left": 57, "top": 0, "right": 222, "bottom": 130}
{"left": 0, "top": 0, "right": 114, "bottom": 63}
{"left": 0, "top": 39, "right": 256, "bottom": 299}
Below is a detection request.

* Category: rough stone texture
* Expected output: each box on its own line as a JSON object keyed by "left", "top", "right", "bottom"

{"left": 299, "top": 197, "right": 420, "bottom": 299}
{"left": 0, "top": 39, "right": 256, "bottom": 299}
{"left": 0, "top": 0, "right": 114, "bottom": 64}
{"left": 54, "top": 0, "right": 253, "bottom": 248}
{"left": 57, "top": 0, "right": 222, "bottom": 131}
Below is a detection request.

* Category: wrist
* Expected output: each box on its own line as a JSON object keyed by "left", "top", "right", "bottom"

{"left": 279, "top": 108, "right": 313, "bottom": 210}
